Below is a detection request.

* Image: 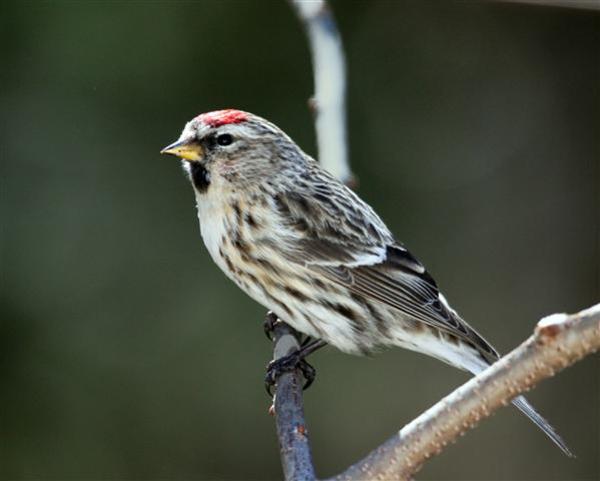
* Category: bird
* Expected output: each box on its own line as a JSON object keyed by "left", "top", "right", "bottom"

{"left": 161, "top": 108, "right": 572, "bottom": 456}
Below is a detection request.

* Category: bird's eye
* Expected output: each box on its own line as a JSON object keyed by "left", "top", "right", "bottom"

{"left": 216, "top": 134, "right": 234, "bottom": 146}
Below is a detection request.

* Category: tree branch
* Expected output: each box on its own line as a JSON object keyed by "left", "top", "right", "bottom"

{"left": 270, "top": 317, "right": 317, "bottom": 481}
{"left": 289, "top": 0, "right": 353, "bottom": 185}
{"left": 327, "top": 303, "right": 600, "bottom": 481}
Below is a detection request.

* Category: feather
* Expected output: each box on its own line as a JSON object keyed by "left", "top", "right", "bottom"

{"left": 276, "top": 177, "right": 498, "bottom": 361}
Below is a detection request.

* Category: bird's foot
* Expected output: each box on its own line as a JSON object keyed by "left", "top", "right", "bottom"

{"left": 265, "top": 351, "right": 317, "bottom": 396}
{"left": 263, "top": 311, "right": 280, "bottom": 341}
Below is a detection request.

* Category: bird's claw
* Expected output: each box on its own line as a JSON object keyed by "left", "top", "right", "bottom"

{"left": 263, "top": 311, "right": 280, "bottom": 341}
{"left": 265, "top": 351, "right": 317, "bottom": 396}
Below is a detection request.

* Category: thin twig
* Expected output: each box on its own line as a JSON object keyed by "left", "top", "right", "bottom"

{"left": 270, "top": 318, "right": 317, "bottom": 481}
{"left": 289, "top": 0, "right": 353, "bottom": 185}
{"left": 327, "top": 303, "right": 600, "bottom": 481}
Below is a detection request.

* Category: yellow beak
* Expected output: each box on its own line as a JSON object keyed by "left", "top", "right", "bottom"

{"left": 160, "top": 139, "right": 204, "bottom": 161}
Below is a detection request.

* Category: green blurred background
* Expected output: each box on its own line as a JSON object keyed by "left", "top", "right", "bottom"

{"left": 1, "top": 1, "right": 598, "bottom": 479}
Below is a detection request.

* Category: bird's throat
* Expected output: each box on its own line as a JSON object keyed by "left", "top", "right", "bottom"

{"left": 190, "top": 162, "right": 210, "bottom": 193}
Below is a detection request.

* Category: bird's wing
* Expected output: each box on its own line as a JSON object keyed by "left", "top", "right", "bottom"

{"left": 274, "top": 178, "right": 498, "bottom": 360}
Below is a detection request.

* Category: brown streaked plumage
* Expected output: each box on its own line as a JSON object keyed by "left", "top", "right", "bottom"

{"left": 161, "top": 109, "right": 571, "bottom": 456}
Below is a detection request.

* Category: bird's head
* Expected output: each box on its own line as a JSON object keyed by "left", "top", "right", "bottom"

{"left": 161, "top": 109, "right": 306, "bottom": 193}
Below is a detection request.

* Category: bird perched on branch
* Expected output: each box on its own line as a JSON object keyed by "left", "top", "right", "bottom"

{"left": 161, "top": 109, "right": 571, "bottom": 456}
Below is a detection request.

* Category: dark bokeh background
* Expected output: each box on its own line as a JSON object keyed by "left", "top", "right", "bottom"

{"left": 1, "top": 1, "right": 598, "bottom": 479}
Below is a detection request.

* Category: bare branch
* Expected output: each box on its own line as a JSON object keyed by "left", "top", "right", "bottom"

{"left": 328, "top": 303, "right": 600, "bottom": 481}
{"left": 289, "top": 0, "right": 353, "bottom": 185}
{"left": 270, "top": 318, "right": 317, "bottom": 481}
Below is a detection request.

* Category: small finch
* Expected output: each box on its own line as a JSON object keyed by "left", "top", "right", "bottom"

{"left": 161, "top": 109, "right": 571, "bottom": 456}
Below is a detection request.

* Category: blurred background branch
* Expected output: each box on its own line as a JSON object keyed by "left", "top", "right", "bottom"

{"left": 289, "top": 0, "right": 353, "bottom": 185}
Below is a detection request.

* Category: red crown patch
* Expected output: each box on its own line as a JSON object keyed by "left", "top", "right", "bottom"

{"left": 197, "top": 109, "right": 249, "bottom": 128}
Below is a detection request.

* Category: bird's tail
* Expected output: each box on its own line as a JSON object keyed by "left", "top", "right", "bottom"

{"left": 463, "top": 346, "right": 573, "bottom": 457}
{"left": 416, "top": 298, "right": 573, "bottom": 456}
{"left": 511, "top": 395, "right": 573, "bottom": 457}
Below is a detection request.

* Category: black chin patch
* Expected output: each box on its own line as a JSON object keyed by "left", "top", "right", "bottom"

{"left": 190, "top": 162, "right": 210, "bottom": 193}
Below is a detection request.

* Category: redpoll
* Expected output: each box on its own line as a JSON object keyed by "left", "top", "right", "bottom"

{"left": 161, "top": 109, "right": 571, "bottom": 456}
